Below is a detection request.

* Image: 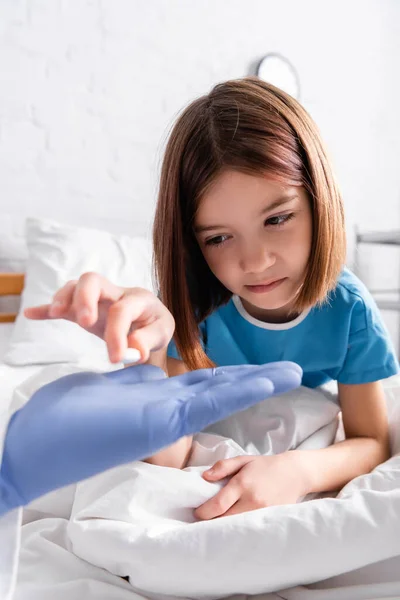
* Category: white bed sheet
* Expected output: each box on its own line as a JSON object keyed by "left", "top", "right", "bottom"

{"left": 2, "top": 322, "right": 400, "bottom": 600}
{"left": 0, "top": 323, "right": 44, "bottom": 415}
{"left": 8, "top": 364, "right": 400, "bottom": 600}
{"left": 0, "top": 323, "right": 14, "bottom": 362}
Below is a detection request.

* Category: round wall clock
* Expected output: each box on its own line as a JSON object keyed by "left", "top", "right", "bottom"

{"left": 256, "top": 53, "right": 300, "bottom": 100}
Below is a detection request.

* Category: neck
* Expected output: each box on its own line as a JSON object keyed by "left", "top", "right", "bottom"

{"left": 240, "top": 298, "right": 300, "bottom": 324}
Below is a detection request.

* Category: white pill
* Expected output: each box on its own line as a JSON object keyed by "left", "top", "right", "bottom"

{"left": 121, "top": 348, "right": 142, "bottom": 364}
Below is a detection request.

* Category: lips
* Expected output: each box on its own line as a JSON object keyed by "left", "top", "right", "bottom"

{"left": 248, "top": 278, "right": 282, "bottom": 287}
{"left": 245, "top": 277, "right": 287, "bottom": 293}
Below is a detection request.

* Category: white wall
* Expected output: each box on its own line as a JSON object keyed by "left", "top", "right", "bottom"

{"left": 0, "top": 0, "right": 399, "bottom": 346}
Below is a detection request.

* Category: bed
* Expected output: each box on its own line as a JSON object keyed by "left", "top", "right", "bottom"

{"left": 1, "top": 225, "right": 400, "bottom": 600}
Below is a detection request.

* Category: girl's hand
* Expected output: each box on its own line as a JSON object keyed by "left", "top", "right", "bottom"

{"left": 194, "top": 452, "right": 306, "bottom": 520}
{"left": 24, "top": 272, "right": 175, "bottom": 364}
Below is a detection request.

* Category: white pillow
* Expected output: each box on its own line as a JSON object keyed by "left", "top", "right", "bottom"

{"left": 0, "top": 214, "right": 28, "bottom": 273}
{"left": 4, "top": 218, "right": 153, "bottom": 366}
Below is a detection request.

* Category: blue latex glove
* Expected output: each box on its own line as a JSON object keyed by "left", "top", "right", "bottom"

{"left": 0, "top": 361, "right": 301, "bottom": 515}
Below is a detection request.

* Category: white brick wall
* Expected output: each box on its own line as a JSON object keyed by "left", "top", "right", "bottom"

{"left": 0, "top": 0, "right": 399, "bottom": 344}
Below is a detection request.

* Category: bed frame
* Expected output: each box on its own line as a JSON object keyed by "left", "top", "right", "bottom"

{"left": 0, "top": 273, "right": 25, "bottom": 322}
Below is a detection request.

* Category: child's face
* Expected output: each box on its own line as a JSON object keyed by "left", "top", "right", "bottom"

{"left": 194, "top": 170, "right": 312, "bottom": 322}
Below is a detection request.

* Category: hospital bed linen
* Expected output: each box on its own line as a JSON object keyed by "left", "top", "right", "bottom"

{"left": 2, "top": 362, "right": 399, "bottom": 600}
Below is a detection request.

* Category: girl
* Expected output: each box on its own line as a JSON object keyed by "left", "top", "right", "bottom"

{"left": 26, "top": 77, "right": 399, "bottom": 520}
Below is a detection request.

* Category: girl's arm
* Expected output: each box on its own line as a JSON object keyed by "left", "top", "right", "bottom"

{"left": 144, "top": 347, "right": 188, "bottom": 377}
{"left": 297, "top": 380, "right": 391, "bottom": 494}
{"left": 142, "top": 348, "right": 193, "bottom": 469}
{"left": 194, "top": 380, "right": 391, "bottom": 519}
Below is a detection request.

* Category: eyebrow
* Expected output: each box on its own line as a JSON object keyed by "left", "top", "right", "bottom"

{"left": 194, "top": 195, "right": 298, "bottom": 233}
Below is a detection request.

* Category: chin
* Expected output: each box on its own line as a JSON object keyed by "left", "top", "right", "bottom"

{"left": 254, "top": 300, "right": 291, "bottom": 311}
{"left": 244, "top": 290, "right": 298, "bottom": 311}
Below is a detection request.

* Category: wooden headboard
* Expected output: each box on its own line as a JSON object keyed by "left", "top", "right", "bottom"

{"left": 0, "top": 273, "right": 25, "bottom": 323}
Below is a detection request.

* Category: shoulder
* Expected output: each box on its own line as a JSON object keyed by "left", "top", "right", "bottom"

{"left": 327, "top": 268, "right": 378, "bottom": 332}
{"left": 333, "top": 268, "right": 372, "bottom": 305}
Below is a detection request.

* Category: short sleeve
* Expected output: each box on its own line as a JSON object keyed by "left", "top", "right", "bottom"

{"left": 167, "top": 338, "right": 181, "bottom": 360}
{"left": 337, "top": 296, "right": 399, "bottom": 384}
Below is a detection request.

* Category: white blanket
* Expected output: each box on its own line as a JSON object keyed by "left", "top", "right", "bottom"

{"left": 9, "top": 366, "right": 400, "bottom": 600}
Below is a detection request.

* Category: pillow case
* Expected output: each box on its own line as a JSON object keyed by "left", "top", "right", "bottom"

{"left": 0, "top": 214, "right": 28, "bottom": 273}
{"left": 4, "top": 218, "right": 153, "bottom": 366}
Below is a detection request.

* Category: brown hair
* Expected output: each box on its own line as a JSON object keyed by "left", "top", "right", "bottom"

{"left": 153, "top": 77, "right": 346, "bottom": 371}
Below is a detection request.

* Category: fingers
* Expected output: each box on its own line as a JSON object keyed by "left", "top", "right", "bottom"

{"left": 256, "top": 361, "right": 302, "bottom": 395}
{"left": 126, "top": 318, "right": 172, "bottom": 363}
{"left": 24, "top": 273, "right": 175, "bottom": 366}
{"left": 203, "top": 456, "right": 252, "bottom": 481}
{"left": 72, "top": 274, "right": 123, "bottom": 328}
{"left": 24, "top": 281, "right": 79, "bottom": 321}
{"left": 194, "top": 477, "right": 241, "bottom": 520}
{"left": 197, "top": 457, "right": 262, "bottom": 519}
{"left": 24, "top": 281, "right": 77, "bottom": 320}
{"left": 213, "top": 361, "right": 302, "bottom": 379}
{"left": 104, "top": 292, "right": 174, "bottom": 363}
{"left": 25, "top": 273, "right": 124, "bottom": 329}
{"left": 177, "top": 375, "right": 275, "bottom": 437}
{"left": 172, "top": 363, "right": 286, "bottom": 389}
{"left": 49, "top": 280, "right": 77, "bottom": 318}
{"left": 217, "top": 499, "right": 249, "bottom": 518}
{"left": 24, "top": 304, "right": 52, "bottom": 320}
{"left": 104, "top": 296, "right": 143, "bottom": 363}
{"left": 103, "top": 364, "right": 167, "bottom": 384}
{"left": 179, "top": 361, "right": 300, "bottom": 395}
{"left": 176, "top": 362, "right": 302, "bottom": 391}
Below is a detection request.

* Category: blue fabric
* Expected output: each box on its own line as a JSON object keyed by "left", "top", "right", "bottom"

{"left": 0, "top": 362, "right": 302, "bottom": 515}
{"left": 168, "top": 268, "right": 399, "bottom": 388}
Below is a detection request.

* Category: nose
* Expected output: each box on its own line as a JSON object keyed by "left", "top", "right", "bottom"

{"left": 239, "top": 240, "right": 276, "bottom": 274}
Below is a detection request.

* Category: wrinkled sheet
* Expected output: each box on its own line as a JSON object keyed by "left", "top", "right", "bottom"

{"left": 7, "top": 366, "right": 400, "bottom": 600}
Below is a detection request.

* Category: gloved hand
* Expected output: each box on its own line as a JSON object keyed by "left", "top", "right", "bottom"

{"left": 0, "top": 361, "right": 301, "bottom": 514}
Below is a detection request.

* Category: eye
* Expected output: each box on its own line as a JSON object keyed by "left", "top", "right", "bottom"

{"left": 265, "top": 213, "right": 295, "bottom": 227}
{"left": 205, "top": 234, "right": 230, "bottom": 247}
